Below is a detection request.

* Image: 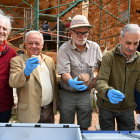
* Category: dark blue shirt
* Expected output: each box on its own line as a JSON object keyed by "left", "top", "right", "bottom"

{"left": 42, "top": 24, "right": 50, "bottom": 35}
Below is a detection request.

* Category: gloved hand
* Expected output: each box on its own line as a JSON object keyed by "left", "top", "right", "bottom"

{"left": 24, "top": 57, "right": 40, "bottom": 76}
{"left": 68, "top": 77, "right": 87, "bottom": 91}
{"left": 107, "top": 89, "right": 125, "bottom": 104}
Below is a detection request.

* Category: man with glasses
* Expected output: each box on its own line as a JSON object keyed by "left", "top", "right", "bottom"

{"left": 57, "top": 15, "right": 102, "bottom": 130}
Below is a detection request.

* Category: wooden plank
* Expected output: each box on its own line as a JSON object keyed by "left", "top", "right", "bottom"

{"left": 82, "top": 0, "right": 89, "bottom": 19}
{"left": 8, "top": 35, "right": 23, "bottom": 42}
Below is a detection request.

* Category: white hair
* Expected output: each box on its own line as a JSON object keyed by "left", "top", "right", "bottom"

{"left": 121, "top": 24, "right": 140, "bottom": 38}
{"left": 0, "top": 12, "right": 12, "bottom": 35}
{"left": 25, "top": 30, "right": 44, "bottom": 44}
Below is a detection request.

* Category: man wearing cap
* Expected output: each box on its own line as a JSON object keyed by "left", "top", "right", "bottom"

{"left": 66, "top": 17, "right": 72, "bottom": 29}
{"left": 57, "top": 15, "right": 102, "bottom": 130}
{"left": 65, "top": 17, "right": 72, "bottom": 40}
{"left": 51, "top": 20, "right": 66, "bottom": 48}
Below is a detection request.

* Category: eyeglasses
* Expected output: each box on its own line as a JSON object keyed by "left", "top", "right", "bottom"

{"left": 72, "top": 30, "right": 90, "bottom": 37}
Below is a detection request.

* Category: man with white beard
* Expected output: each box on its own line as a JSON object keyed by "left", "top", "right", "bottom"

{"left": 57, "top": 15, "right": 102, "bottom": 130}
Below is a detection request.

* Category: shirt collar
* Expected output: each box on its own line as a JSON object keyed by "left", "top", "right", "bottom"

{"left": 69, "top": 39, "right": 90, "bottom": 50}
{"left": 118, "top": 44, "right": 135, "bottom": 63}
{"left": 40, "top": 53, "right": 46, "bottom": 61}
{"left": 25, "top": 53, "right": 46, "bottom": 61}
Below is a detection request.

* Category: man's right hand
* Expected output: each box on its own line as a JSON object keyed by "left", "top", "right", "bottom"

{"left": 68, "top": 77, "right": 87, "bottom": 91}
{"left": 24, "top": 57, "right": 40, "bottom": 76}
{"left": 107, "top": 89, "right": 125, "bottom": 104}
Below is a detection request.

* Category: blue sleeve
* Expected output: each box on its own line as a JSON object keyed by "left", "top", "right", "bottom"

{"left": 42, "top": 25, "right": 45, "bottom": 30}
{"left": 134, "top": 89, "right": 140, "bottom": 110}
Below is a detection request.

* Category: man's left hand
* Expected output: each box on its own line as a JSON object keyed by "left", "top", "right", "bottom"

{"left": 87, "top": 77, "right": 96, "bottom": 92}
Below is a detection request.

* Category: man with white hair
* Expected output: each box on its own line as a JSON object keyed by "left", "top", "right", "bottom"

{"left": 95, "top": 24, "right": 140, "bottom": 130}
{"left": 9, "top": 30, "right": 59, "bottom": 123}
{"left": 0, "top": 13, "right": 17, "bottom": 123}
{"left": 57, "top": 15, "right": 102, "bottom": 130}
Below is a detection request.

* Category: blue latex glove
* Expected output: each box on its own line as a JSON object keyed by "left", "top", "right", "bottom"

{"left": 107, "top": 89, "right": 125, "bottom": 104}
{"left": 68, "top": 77, "right": 87, "bottom": 91}
{"left": 24, "top": 57, "right": 40, "bottom": 76}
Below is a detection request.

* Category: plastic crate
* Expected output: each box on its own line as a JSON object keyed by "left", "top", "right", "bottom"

{"left": 129, "top": 131, "right": 140, "bottom": 139}
{"left": 81, "top": 131, "right": 138, "bottom": 140}
{"left": 0, "top": 123, "right": 82, "bottom": 140}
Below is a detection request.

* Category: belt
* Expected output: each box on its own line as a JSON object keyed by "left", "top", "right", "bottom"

{"left": 74, "top": 90, "right": 87, "bottom": 93}
{"left": 41, "top": 106, "right": 48, "bottom": 109}
{"left": 41, "top": 102, "right": 52, "bottom": 109}
{"left": 62, "top": 88, "right": 87, "bottom": 93}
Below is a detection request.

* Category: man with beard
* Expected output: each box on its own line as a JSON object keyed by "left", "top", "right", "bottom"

{"left": 57, "top": 15, "right": 102, "bottom": 130}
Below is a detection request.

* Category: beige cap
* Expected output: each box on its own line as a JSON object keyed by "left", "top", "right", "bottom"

{"left": 67, "top": 17, "right": 72, "bottom": 21}
{"left": 69, "top": 15, "right": 94, "bottom": 29}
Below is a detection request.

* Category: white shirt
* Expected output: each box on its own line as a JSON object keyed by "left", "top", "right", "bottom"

{"left": 37, "top": 55, "right": 53, "bottom": 106}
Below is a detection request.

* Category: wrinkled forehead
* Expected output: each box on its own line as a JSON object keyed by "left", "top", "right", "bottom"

{"left": 25, "top": 33, "right": 43, "bottom": 45}
{"left": 0, "top": 19, "right": 8, "bottom": 28}
{"left": 27, "top": 33, "right": 41, "bottom": 40}
{"left": 72, "top": 26, "right": 89, "bottom": 31}
{"left": 124, "top": 31, "right": 140, "bottom": 38}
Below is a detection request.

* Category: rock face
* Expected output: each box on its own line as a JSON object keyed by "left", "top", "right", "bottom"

{"left": 60, "top": 0, "right": 140, "bottom": 50}
{"left": 1, "top": 0, "right": 140, "bottom": 52}
{"left": 0, "top": 0, "right": 56, "bottom": 14}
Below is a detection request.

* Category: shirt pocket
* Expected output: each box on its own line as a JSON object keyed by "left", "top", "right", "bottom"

{"left": 70, "top": 61, "right": 79, "bottom": 73}
{"left": 18, "top": 102, "right": 28, "bottom": 110}
{"left": 130, "top": 70, "right": 140, "bottom": 78}
{"left": 127, "top": 70, "right": 140, "bottom": 84}
{"left": 88, "top": 62, "right": 96, "bottom": 76}
{"left": 71, "top": 61, "right": 79, "bottom": 67}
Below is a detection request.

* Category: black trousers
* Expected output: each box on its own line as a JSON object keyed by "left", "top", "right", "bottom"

{"left": 99, "top": 107, "right": 135, "bottom": 131}
{"left": 0, "top": 109, "right": 12, "bottom": 123}
{"left": 59, "top": 37, "right": 64, "bottom": 48}
{"left": 43, "top": 35, "right": 51, "bottom": 51}
{"left": 38, "top": 102, "right": 54, "bottom": 123}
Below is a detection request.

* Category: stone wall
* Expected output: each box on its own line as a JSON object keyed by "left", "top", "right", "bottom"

{"left": 59, "top": 0, "right": 140, "bottom": 50}
{"left": 0, "top": 0, "right": 56, "bottom": 14}
{"left": 2, "top": 0, "right": 140, "bottom": 52}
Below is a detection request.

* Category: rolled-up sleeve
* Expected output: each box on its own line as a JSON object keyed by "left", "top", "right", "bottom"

{"left": 97, "top": 46, "right": 102, "bottom": 66}
{"left": 95, "top": 52, "right": 113, "bottom": 100}
{"left": 57, "top": 47, "right": 70, "bottom": 75}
